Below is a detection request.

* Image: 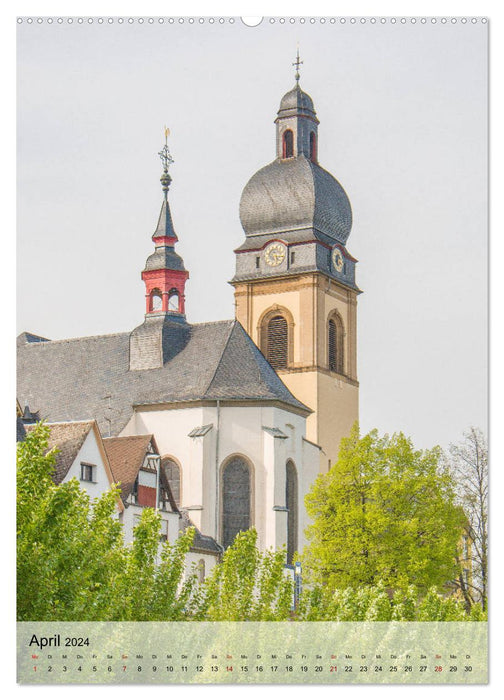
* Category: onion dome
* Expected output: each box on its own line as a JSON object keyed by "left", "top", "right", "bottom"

{"left": 239, "top": 156, "right": 352, "bottom": 244}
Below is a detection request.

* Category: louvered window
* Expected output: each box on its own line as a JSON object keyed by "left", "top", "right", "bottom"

{"left": 267, "top": 315, "right": 288, "bottom": 369}
{"left": 328, "top": 316, "right": 344, "bottom": 374}
{"left": 286, "top": 460, "right": 298, "bottom": 564}
{"left": 222, "top": 457, "right": 251, "bottom": 549}
{"left": 283, "top": 129, "right": 294, "bottom": 158}
{"left": 162, "top": 457, "right": 181, "bottom": 506}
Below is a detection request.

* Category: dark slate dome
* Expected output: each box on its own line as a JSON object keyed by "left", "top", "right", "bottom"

{"left": 277, "top": 85, "right": 318, "bottom": 121}
{"left": 239, "top": 155, "right": 353, "bottom": 244}
{"left": 143, "top": 248, "right": 186, "bottom": 272}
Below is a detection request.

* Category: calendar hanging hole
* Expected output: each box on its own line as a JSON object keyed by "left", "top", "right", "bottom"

{"left": 241, "top": 17, "right": 263, "bottom": 27}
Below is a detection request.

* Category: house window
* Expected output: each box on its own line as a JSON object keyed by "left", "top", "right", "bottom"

{"left": 328, "top": 314, "right": 344, "bottom": 374}
{"left": 286, "top": 460, "right": 298, "bottom": 564}
{"left": 162, "top": 457, "right": 181, "bottom": 506}
{"left": 80, "top": 462, "right": 95, "bottom": 482}
{"left": 290, "top": 251, "right": 295, "bottom": 264}
{"left": 222, "top": 456, "right": 251, "bottom": 549}
{"left": 266, "top": 315, "right": 288, "bottom": 369}
{"left": 282, "top": 129, "right": 294, "bottom": 158}
{"left": 256, "top": 256, "right": 260, "bottom": 269}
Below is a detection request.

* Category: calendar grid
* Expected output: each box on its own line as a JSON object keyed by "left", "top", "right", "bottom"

{"left": 18, "top": 621, "right": 487, "bottom": 684}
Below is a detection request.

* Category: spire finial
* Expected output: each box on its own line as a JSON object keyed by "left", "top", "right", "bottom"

{"left": 293, "top": 46, "right": 303, "bottom": 83}
{"left": 158, "top": 126, "right": 174, "bottom": 198}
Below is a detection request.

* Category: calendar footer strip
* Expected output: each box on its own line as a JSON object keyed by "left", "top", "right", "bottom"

{"left": 17, "top": 621, "right": 487, "bottom": 684}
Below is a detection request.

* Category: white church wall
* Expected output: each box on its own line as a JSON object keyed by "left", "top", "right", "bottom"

{"left": 122, "top": 402, "right": 319, "bottom": 555}
{"left": 300, "top": 438, "right": 322, "bottom": 549}
{"left": 185, "top": 551, "right": 219, "bottom": 582}
{"left": 261, "top": 428, "right": 276, "bottom": 549}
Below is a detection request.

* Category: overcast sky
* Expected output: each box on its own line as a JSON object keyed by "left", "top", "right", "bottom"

{"left": 16, "top": 17, "right": 488, "bottom": 451}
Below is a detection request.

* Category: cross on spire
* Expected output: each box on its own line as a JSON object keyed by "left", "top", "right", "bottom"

{"left": 158, "top": 126, "right": 174, "bottom": 174}
{"left": 158, "top": 126, "right": 174, "bottom": 198}
{"left": 292, "top": 48, "right": 303, "bottom": 82}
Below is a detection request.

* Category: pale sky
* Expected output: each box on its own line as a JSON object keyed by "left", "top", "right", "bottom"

{"left": 16, "top": 16, "right": 488, "bottom": 451}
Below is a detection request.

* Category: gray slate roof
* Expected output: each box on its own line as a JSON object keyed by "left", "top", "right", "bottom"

{"left": 276, "top": 84, "right": 318, "bottom": 122}
{"left": 17, "top": 319, "right": 309, "bottom": 437}
{"left": 239, "top": 155, "right": 352, "bottom": 245}
{"left": 179, "top": 510, "right": 222, "bottom": 554}
{"left": 25, "top": 420, "right": 95, "bottom": 484}
{"left": 143, "top": 247, "right": 186, "bottom": 272}
{"left": 16, "top": 416, "right": 26, "bottom": 442}
{"left": 153, "top": 198, "right": 178, "bottom": 241}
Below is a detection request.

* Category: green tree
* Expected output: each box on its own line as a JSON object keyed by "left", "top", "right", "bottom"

{"left": 17, "top": 423, "right": 124, "bottom": 620}
{"left": 199, "top": 529, "right": 293, "bottom": 621}
{"left": 297, "top": 582, "right": 486, "bottom": 621}
{"left": 17, "top": 423, "right": 294, "bottom": 622}
{"left": 17, "top": 423, "right": 196, "bottom": 621}
{"left": 303, "top": 425, "right": 465, "bottom": 594}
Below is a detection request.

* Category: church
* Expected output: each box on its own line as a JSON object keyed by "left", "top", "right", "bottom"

{"left": 17, "top": 65, "right": 360, "bottom": 564}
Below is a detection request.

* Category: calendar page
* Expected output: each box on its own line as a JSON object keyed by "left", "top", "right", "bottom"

{"left": 16, "top": 14, "right": 488, "bottom": 685}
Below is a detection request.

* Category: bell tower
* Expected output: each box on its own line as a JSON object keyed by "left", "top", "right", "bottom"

{"left": 130, "top": 131, "right": 190, "bottom": 371}
{"left": 141, "top": 130, "right": 189, "bottom": 319}
{"left": 231, "top": 58, "right": 361, "bottom": 471}
{"left": 275, "top": 50, "right": 319, "bottom": 162}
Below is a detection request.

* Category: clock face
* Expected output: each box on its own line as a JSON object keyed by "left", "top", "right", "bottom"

{"left": 264, "top": 242, "right": 286, "bottom": 267}
{"left": 332, "top": 248, "right": 344, "bottom": 272}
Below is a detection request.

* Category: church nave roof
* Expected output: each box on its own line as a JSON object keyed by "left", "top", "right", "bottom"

{"left": 17, "top": 319, "right": 309, "bottom": 437}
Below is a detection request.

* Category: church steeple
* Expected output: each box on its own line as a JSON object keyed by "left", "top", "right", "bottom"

{"left": 141, "top": 130, "right": 189, "bottom": 318}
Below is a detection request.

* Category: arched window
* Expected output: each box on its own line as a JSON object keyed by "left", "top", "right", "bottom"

{"left": 328, "top": 314, "right": 345, "bottom": 374}
{"left": 222, "top": 456, "right": 251, "bottom": 549}
{"left": 282, "top": 129, "right": 294, "bottom": 158}
{"left": 310, "top": 132, "right": 317, "bottom": 162}
{"left": 150, "top": 289, "right": 163, "bottom": 312}
{"left": 161, "top": 457, "right": 181, "bottom": 506}
{"left": 267, "top": 315, "right": 288, "bottom": 369}
{"left": 259, "top": 307, "right": 294, "bottom": 370}
{"left": 168, "top": 290, "right": 179, "bottom": 312}
{"left": 286, "top": 460, "right": 298, "bottom": 564}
